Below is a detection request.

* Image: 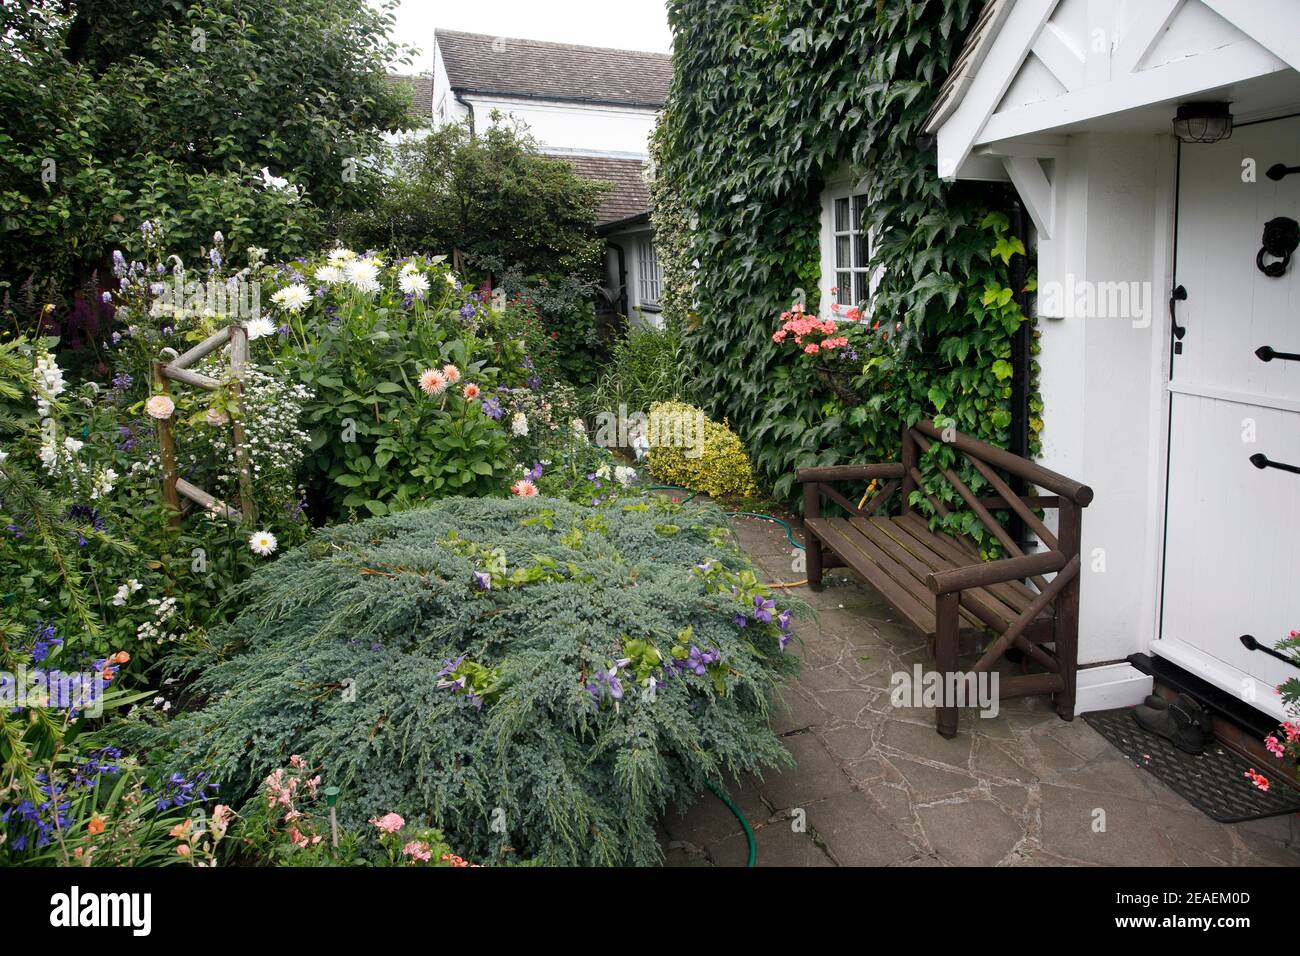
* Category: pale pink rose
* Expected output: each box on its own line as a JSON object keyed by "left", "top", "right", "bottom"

{"left": 145, "top": 395, "right": 175, "bottom": 420}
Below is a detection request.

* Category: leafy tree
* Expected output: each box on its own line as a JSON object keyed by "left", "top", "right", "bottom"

{"left": 341, "top": 117, "right": 610, "bottom": 280}
{"left": 0, "top": 0, "right": 412, "bottom": 291}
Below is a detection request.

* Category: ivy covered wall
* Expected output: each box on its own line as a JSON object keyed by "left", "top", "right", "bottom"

{"left": 653, "top": 0, "right": 1042, "bottom": 548}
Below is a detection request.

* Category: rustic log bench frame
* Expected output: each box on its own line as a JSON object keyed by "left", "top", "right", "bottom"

{"left": 797, "top": 418, "right": 1094, "bottom": 737}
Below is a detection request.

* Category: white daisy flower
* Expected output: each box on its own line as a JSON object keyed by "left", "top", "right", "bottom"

{"left": 248, "top": 530, "right": 278, "bottom": 557}
{"left": 344, "top": 259, "right": 380, "bottom": 293}
{"left": 271, "top": 284, "right": 312, "bottom": 312}
{"left": 315, "top": 265, "right": 344, "bottom": 285}
{"left": 399, "top": 271, "right": 430, "bottom": 296}
{"left": 245, "top": 317, "right": 276, "bottom": 340}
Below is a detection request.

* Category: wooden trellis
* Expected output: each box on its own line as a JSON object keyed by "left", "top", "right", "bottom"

{"left": 152, "top": 322, "right": 258, "bottom": 526}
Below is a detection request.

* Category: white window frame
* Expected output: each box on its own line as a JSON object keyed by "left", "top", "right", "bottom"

{"left": 637, "top": 236, "right": 662, "bottom": 310}
{"left": 818, "top": 175, "right": 875, "bottom": 321}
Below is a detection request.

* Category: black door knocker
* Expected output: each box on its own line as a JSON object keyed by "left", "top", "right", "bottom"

{"left": 1257, "top": 216, "right": 1299, "bottom": 277}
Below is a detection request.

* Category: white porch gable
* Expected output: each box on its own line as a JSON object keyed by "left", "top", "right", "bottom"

{"left": 929, "top": 0, "right": 1300, "bottom": 181}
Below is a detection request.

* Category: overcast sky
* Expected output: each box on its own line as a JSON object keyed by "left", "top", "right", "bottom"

{"left": 372, "top": 0, "right": 673, "bottom": 73}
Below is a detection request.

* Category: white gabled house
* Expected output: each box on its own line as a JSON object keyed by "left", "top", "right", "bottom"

{"left": 926, "top": 0, "right": 1300, "bottom": 721}
{"left": 426, "top": 29, "right": 671, "bottom": 325}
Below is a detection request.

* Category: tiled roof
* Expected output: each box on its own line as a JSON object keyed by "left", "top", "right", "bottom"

{"left": 436, "top": 29, "right": 671, "bottom": 108}
{"left": 386, "top": 73, "right": 434, "bottom": 123}
{"left": 559, "top": 154, "right": 652, "bottom": 227}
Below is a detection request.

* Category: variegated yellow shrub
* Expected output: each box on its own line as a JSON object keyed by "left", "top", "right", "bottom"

{"left": 646, "top": 401, "right": 759, "bottom": 499}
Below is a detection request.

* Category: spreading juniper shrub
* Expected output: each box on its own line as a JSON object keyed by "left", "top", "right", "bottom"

{"left": 152, "top": 495, "right": 799, "bottom": 866}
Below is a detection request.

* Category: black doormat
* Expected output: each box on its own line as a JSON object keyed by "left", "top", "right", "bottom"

{"left": 1082, "top": 707, "right": 1300, "bottom": 823}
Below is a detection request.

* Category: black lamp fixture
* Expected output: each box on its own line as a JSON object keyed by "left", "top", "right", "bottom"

{"left": 1173, "top": 101, "right": 1233, "bottom": 143}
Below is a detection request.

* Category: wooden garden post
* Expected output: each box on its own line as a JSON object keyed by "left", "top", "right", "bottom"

{"left": 153, "top": 359, "right": 180, "bottom": 527}
{"left": 228, "top": 323, "right": 259, "bottom": 525}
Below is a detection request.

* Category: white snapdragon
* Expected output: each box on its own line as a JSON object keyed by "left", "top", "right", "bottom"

{"left": 111, "top": 578, "right": 143, "bottom": 607}
{"left": 510, "top": 412, "right": 529, "bottom": 437}
{"left": 90, "top": 467, "right": 119, "bottom": 500}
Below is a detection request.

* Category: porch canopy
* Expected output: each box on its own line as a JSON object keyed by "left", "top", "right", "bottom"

{"left": 925, "top": 0, "right": 1300, "bottom": 224}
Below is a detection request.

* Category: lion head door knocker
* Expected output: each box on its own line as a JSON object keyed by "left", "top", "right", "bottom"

{"left": 1257, "top": 216, "right": 1299, "bottom": 278}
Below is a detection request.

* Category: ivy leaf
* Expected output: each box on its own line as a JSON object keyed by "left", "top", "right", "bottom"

{"left": 991, "top": 360, "right": 1013, "bottom": 381}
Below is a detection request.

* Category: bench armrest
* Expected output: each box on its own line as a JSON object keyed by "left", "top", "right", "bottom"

{"left": 796, "top": 463, "right": 906, "bottom": 483}
{"left": 925, "top": 550, "right": 1066, "bottom": 595}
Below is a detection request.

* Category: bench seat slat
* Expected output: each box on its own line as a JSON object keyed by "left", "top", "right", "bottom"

{"left": 893, "top": 513, "right": 1042, "bottom": 611}
{"left": 807, "top": 518, "right": 942, "bottom": 636}
{"left": 852, "top": 517, "right": 1017, "bottom": 633}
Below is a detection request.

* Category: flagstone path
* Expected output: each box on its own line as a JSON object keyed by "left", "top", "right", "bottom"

{"left": 657, "top": 512, "right": 1300, "bottom": 867}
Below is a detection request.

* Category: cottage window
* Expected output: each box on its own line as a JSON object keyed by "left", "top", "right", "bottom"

{"left": 828, "top": 189, "right": 870, "bottom": 314}
{"left": 638, "top": 237, "right": 662, "bottom": 309}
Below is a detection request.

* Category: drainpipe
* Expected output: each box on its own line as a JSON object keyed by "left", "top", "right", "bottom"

{"left": 1007, "top": 196, "right": 1033, "bottom": 550}
{"left": 454, "top": 91, "right": 475, "bottom": 135}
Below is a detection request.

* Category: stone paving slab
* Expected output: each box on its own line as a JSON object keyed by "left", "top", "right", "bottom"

{"left": 660, "top": 510, "right": 1300, "bottom": 867}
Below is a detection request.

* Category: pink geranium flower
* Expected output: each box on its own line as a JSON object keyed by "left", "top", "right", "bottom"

{"left": 369, "top": 812, "right": 405, "bottom": 833}
{"left": 1245, "top": 768, "right": 1269, "bottom": 792}
{"left": 403, "top": 840, "right": 432, "bottom": 862}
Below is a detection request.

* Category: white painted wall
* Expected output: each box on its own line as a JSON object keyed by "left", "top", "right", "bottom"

{"left": 461, "top": 95, "right": 656, "bottom": 158}
{"left": 1035, "top": 131, "right": 1176, "bottom": 667}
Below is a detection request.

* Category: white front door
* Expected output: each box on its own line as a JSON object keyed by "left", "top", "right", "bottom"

{"left": 1159, "top": 114, "right": 1300, "bottom": 723}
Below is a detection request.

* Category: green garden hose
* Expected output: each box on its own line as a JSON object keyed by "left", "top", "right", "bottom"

{"left": 648, "top": 485, "right": 805, "bottom": 552}
{"left": 706, "top": 780, "right": 757, "bottom": 868}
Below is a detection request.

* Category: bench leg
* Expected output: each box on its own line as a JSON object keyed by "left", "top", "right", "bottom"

{"left": 802, "top": 482, "right": 824, "bottom": 591}
{"left": 1053, "top": 500, "right": 1081, "bottom": 721}
{"left": 934, "top": 592, "right": 960, "bottom": 738}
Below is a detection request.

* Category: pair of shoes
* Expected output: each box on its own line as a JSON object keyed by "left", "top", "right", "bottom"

{"left": 1132, "top": 693, "right": 1212, "bottom": 755}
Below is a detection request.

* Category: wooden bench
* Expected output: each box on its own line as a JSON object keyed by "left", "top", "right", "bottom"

{"left": 797, "top": 418, "right": 1093, "bottom": 737}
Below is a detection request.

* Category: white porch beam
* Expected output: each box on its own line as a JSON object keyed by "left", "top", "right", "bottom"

{"left": 1201, "top": 0, "right": 1300, "bottom": 74}
{"left": 1001, "top": 157, "right": 1054, "bottom": 240}
{"left": 1029, "top": 22, "right": 1086, "bottom": 92}
{"left": 977, "top": 39, "right": 1289, "bottom": 145}
{"left": 935, "top": 0, "right": 1061, "bottom": 179}
{"left": 1112, "top": 0, "right": 1185, "bottom": 76}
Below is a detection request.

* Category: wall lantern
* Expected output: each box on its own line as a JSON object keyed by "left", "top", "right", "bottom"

{"left": 1173, "top": 102, "right": 1233, "bottom": 144}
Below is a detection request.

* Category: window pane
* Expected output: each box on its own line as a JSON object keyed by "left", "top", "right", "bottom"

{"left": 855, "top": 230, "right": 869, "bottom": 268}
{"left": 834, "top": 197, "right": 849, "bottom": 232}
{"left": 836, "top": 273, "right": 852, "bottom": 306}
{"left": 854, "top": 271, "right": 868, "bottom": 306}
{"left": 836, "top": 235, "right": 850, "bottom": 269}
{"left": 852, "top": 194, "right": 868, "bottom": 231}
